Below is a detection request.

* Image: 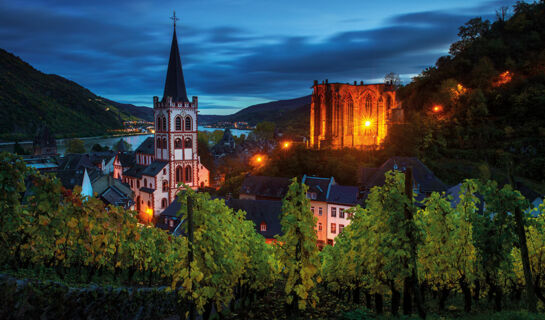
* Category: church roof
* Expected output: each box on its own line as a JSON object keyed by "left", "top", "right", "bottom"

{"left": 162, "top": 28, "right": 189, "bottom": 103}
{"left": 135, "top": 137, "right": 155, "bottom": 155}
{"left": 141, "top": 160, "right": 168, "bottom": 177}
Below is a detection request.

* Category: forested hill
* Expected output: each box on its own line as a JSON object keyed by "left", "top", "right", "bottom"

{"left": 199, "top": 95, "right": 311, "bottom": 134}
{"left": 0, "top": 49, "right": 149, "bottom": 141}
{"left": 389, "top": 1, "right": 545, "bottom": 187}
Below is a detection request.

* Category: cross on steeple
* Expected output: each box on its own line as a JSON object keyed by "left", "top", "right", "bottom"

{"left": 170, "top": 10, "right": 179, "bottom": 28}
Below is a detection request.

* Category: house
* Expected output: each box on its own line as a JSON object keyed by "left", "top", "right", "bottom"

{"left": 92, "top": 174, "right": 134, "bottom": 209}
{"left": 239, "top": 175, "right": 291, "bottom": 200}
{"left": 302, "top": 175, "right": 332, "bottom": 247}
{"left": 227, "top": 199, "right": 283, "bottom": 243}
{"left": 326, "top": 185, "right": 360, "bottom": 245}
{"left": 158, "top": 196, "right": 283, "bottom": 243}
{"left": 211, "top": 128, "right": 236, "bottom": 158}
{"left": 113, "top": 151, "right": 136, "bottom": 180}
{"left": 359, "top": 156, "right": 447, "bottom": 201}
{"left": 89, "top": 151, "right": 116, "bottom": 174}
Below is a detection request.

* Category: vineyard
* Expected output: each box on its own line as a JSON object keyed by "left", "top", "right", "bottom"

{"left": 1, "top": 151, "right": 545, "bottom": 319}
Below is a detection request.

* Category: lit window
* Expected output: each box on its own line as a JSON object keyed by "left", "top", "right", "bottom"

{"left": 331, "top": 207, "right": 336, "bottom": 218}
{"left": 169, "top": 219, "right": 174, "bottom": 227}
{"left": 339, "top": 208, "right": 345, "bottom": 219}
{"left": 260, "top": 222, "right": 267, "bottom": 232}
{"left": 331, "top": 223, "right": 336, "bottom": 234}
{"left": 318, "top": 207, "right": 323, "bottom": 216}
{"left": 340, "top": 224, "right": 345, "bottom": 233}
{"left": 318, "top": 222, "right": 322, "bottom": 231}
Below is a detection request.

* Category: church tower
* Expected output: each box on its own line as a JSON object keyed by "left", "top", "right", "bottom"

{"left": 153, "top": 12, "right": 201, "bottom": 201}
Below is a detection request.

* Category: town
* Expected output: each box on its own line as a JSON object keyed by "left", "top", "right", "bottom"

{"left": 1, "top": 1, "right": 545, "bottom": 319}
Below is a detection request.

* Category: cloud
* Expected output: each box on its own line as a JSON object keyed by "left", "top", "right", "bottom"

{"left": 0, "top": 0, "right": 520, "bottom": 112}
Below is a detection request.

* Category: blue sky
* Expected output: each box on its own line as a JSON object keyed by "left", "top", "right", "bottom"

{"left": 0, "top": 0, "right": 517, "bottom": 114}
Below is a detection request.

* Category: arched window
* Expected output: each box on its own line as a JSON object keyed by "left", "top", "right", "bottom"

{"left": 174, "top": 138, "right": 183, "bottom": 149}
{"left": 365, "top": 95, "right": 372, "bottom": 113}
{"left": 136, "top": 196, "right": 141, "bottom": 211}
{"left": 162, "top": 180, "right": 168, "bottom": 192}
{"left": 162, "top": 117, "right": 167, "bottom": 132}
{"left": 260, "top": 222, "right": 267, "bottom": 232}
{"left": 147, "top": 200, "right": 151, "bottom": 209}
{"left": 161, "top": 198, "right": 167, "bottom": 209}
{"left": 156, "top": 138, "right": 162, "bottom": 149}
{"left": 162, "top": 137, "right": 167, "bottom": 149}
{"left": 176, "top": 166, "right": 183, "bottom": 184}
{"left": 175, "top": 116, "right": 182, "bottom": 131}
{"left": 185, "top": 116, "right": 192, "bottom": 131}
{"left": 184, "top": 138, "right": 192, "bottom": 148}
{"left": 386, "top": 95, "right": 392, "bottom": 117}
{"left": 156, "top": 117, "right": 161, "bottom": 131}
{"left": 185, "top": 165, "right": 192, "bottom": 183}
{"left": 144, "top": 178, "right": 147, "bottom": 188}
{"left": 345, "top": 97, "right": 353, "bottom": 136}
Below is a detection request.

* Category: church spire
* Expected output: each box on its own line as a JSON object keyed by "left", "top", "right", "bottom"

{"left": 162, "top": 11, "right": 189, "bottom": 103}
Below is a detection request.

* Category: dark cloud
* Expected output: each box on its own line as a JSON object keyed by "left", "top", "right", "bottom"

{"left": 0, "top": 0, "right": 520, "bottom": 112}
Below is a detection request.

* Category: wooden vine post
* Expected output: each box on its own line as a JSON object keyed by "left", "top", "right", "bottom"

{"left": 404, "top": 168, "right": 426, "bottom": 318}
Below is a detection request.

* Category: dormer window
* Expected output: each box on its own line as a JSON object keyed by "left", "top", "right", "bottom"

{"left": 307, "top": 192, "right": 317, "bottom": 200}
{"left": 260, "top": 222, "right": 267, "bottom": 232}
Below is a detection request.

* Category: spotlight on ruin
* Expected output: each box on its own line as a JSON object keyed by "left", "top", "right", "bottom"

{"left": 364, "top": 120, "right": 372, "bottom": 127}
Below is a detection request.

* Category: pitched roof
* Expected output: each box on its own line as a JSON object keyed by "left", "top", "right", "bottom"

{"left": 162, "top": 28, "right": 189, "bottom": 103}
{"left": 136, "top": 137, "right": 155, "bottom": 155}
{"left": 100, "top": 185, "right": 134, "bottom": 208}
{"left": 117, "top": 152, "right": 136, "bottom": 167}
{"left": 327, "top": 185, "right": 359, "bottom": 205}
{"left": 360, "top": 157, "right": 447, "bottom": 193}
{"left": 161, "top": 196, "right": 182, "bottom": 217}
{"left": 240, "top": 175, "right": 291, "bottom": 199}
{"left": 139, "top": 187, "right": 155, "bottom": 194}
{"left": 54, "top": 167, "right": 101, "bottom": 190}
{"left": 226, "top": 199, "right": 283, "bottom": 239}
{"left": 58, "top": 154, "right": 93, "bottom": 171}
{"left": 141, "top": 160, "right": 168, "bottom": 177}
{"left": 302, "top": 175, "right": 334, "bottom": 202}
{"left": 123, "top": 164, "right": 147, "bottom": 178}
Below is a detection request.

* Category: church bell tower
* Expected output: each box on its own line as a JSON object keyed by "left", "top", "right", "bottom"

{"left": 153, "top": 11, "right": 200, "bottom": 201}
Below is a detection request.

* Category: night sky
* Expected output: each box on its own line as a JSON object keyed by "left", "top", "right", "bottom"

{"left": 1, "top": 0, "right": 517, "bottom": 114}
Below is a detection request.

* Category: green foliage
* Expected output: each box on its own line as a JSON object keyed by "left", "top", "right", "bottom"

{"left": 91, "top": 143, "right": 110, "bottom": 152}
{"left": 252, "top": 121, "right": 276, "bottom": 140}
{"left": 276, "top": 178, "right": 321, "bottom": 310}
{"left": 65, "top": 138, "right": 86, "bottom": 154}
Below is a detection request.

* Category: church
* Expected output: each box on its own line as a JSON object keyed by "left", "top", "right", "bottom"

{"left": 114, "top": 14, "right": 209, "bottom": 223}
{"left": 309, "top": 80, "right": 403, "bottom": 149}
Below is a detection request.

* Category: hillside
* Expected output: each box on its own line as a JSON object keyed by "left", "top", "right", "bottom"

{"left": 0, "top": 49, "right": 148, "bottom": 141}
{"left": 199, "top": 95, "right": 311, "bottom": 135}
{"left": 390, "top": 1, "right": 545, "bottom": 186}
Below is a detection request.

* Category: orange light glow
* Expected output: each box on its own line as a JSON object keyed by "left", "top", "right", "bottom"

{"left": 364, "top": 120, "right": 372, "bottom": 127}
{"left": 432, "top": 105, "right": 443, "bottom": 113}
{"left": 493, "top": 71, "right": 513, "bottom": 87}
{"left": 251, "top": 154, "right": 267, "bottom": 168}
{"left": 146, "top": 208, "right": 153, "bottom": 216}
{"left": 256, "top": 156, "right": 262, "bottom": 162}
{"left": 282, "top": 141, "right": 291, "bottom": 149}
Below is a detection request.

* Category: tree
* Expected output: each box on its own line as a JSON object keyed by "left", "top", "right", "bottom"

{"left": 384, "top": 72, "right": 401, "bottom": 87}
{"left": 91, "top": 143, "right": 110, "bottom": 152}
{"left": 66, "top": 138, "right": 85, "bottom": 154}
{"left": 276, "top": 178, "right": 321, "bottom": 312}
{"left": 253, "top": 121, "right": 276, "bottom": 141}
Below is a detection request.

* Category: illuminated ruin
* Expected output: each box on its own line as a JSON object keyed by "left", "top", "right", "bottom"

{"left": 310, "top": 80, "right": 403, "bottom": 149}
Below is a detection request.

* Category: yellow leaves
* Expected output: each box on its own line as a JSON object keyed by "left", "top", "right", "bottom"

{"left": 38, "top": 215, "right": 50, "bottom": 226}
{"left": 55, "top": 237, "right": 66, "bottom": 246}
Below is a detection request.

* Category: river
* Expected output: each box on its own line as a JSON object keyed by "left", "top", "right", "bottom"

{"left": 0, "top": 126, "right": 251, "bottom": 156}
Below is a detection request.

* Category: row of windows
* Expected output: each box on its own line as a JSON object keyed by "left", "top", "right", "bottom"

{"left": 156, "top": 137, "right": 192, "bottom": 149}
{"left": 156, "top": 115, "right": 193, "bottom": 132}
{"left": 330, "top": 223, "right": 344, "bottom": 234}
{"left": 175, "top": 166, "right": 193, "bottom": 184}
{"left": 311, "top": 206, "right": 350, "bottom": 219}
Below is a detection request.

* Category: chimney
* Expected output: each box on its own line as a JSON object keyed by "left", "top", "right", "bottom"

{"left": 325, "top": 79, "right": 328, "bottom": 84}
{"left": 354, "top": 81, "right": 357, "bottom": 85}
{"left": 360, "top": 81, "right": 364, "bottom": 85}
{"left": 313, "top": 80, "right": 318, "bottom": 86}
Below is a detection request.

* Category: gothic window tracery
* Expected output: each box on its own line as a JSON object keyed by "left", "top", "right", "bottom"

{"left": 365, "top": 95, "right": 372, "bottom": 114}
{"left": 175, "top": 116, "right": 182, "bottom": 131}
{"left": 162, "top": 117, "right": 167, "bottom": 132}
{"left": 157, "top": 138, "right": 162, "bottom": 149}
{"left": 184, "top": 138, "right": 192, "bottom": 148}
{"left": 162, "top": 138, "right": 167, "bottom": 149}
{"left": 176, "top": 166, "right": 183, "bottom": 184}
{"left": 185, "top": 166, "right": 192, "bottom": 183}
{"left": 185, "top": 116, "right": 192, "bottom": 131}
{"left": 174, "top": 138, "right": 183, "bottom": 149}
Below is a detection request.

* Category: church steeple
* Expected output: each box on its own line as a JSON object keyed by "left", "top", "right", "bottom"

{"left": 162, "top": 11, "right": 189, "bottom": 103}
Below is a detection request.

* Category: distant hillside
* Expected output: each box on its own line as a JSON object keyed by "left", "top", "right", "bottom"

{"left": 103, "top": 98, "right": 154, "bottom": 122}
{"left": 199, "top": 95, "right": 311, "bottom": 135}
{"left": 0, "top": 49, "right": 147, "bottom": 140}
